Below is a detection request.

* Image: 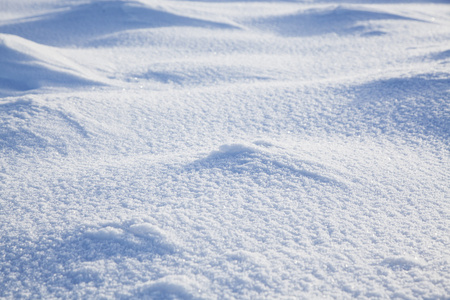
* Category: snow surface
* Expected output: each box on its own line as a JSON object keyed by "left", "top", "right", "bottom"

{"left": 0, "top": 0, "right": 449, "bottom": 298}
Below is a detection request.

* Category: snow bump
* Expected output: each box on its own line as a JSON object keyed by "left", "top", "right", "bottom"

{"left": 85, "top": 220, "right": 179, "bottom": 255}
{"left": 381, "top": 256, "right": 426, "bottom": 271}
{"left": 189, "top": 141, "right": 347, "bottom": 188}
{"left": 134, "top": 275, "right": 209, "bottom": 300}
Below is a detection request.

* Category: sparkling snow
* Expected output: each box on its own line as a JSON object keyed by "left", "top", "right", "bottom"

{"left": 0, "top": 0, "right": 449, "bottom": 298}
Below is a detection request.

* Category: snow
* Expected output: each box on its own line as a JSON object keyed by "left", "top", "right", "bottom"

{"left": 0, "top": 0, "right": 449, "bottom": 299}
{"left": 0, "top": 33, "right": 105, "bottom": 94}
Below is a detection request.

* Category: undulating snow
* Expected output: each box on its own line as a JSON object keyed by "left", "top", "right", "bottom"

{"left": 0, "top": 0, "right": 449, "bottom": 299}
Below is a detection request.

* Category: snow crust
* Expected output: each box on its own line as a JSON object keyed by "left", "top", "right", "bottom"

{"left": 0, "top": 0, "right": 449, "bottom": 298}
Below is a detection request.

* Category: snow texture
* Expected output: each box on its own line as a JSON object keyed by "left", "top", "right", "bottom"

{"left": 0, "top": 0, "right": 449, "bottom": 299}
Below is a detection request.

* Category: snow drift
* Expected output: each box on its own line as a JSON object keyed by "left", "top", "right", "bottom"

{"left": 0, "top": 0, "right": 237, "bottom": 47}
{"left": 251, "top": 5, "right": 423, "bottom": 36}
{"left": 0, "top": 33, "right": 104, "bottom": 95}
{"left": 0, "top": 0, "right": 449, "bottom": 299}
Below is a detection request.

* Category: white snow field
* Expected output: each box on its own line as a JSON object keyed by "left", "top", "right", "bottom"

{"left": 0, "top": 0, "right": 449, "bottom": 298}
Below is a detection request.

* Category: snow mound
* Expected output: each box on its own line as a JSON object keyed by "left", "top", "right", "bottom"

{"left": 85, "top": 220, "right": 178, "bottom": 254}
{"left": 252, "top": 5, "right": 422, "bottom": 37}
{"left": 134, "top": 275, "right": 209, "bottom": 300}
{"left": 0, "top": 0, "right": 237, "bottom": 47}
{"left": 0, "top": 34, "right": 104, "bottom": 95}
{"left": 188, "top": 141, "right": 348, "bottom": 188}
{"left": 381, "top": 256, "right": 426, "bottom": 271}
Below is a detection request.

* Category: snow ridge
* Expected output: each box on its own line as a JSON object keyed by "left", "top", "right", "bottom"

{"left": 0, "top": 34, "right": 105, "bottom": 95}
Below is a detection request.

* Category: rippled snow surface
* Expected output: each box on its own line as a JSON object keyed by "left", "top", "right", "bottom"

{"left": 1, "top": 0, "right": 449, "bottom": 298}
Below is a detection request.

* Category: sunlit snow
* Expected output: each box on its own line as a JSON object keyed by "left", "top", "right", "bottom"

{"left": 0, "top": 0, "right": 449, "bottom": 298}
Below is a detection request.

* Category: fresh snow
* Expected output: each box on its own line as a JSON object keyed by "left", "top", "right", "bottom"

{"left": 0, "top": 0, "right": 449, "bottom": 299}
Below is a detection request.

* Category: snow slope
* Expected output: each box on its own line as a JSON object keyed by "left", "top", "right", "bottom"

{"left": 0, "top": 33, "right": 105, "bottom": 96}
{"left": 0, "top": 0, "right": 449, "bottom": 299}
